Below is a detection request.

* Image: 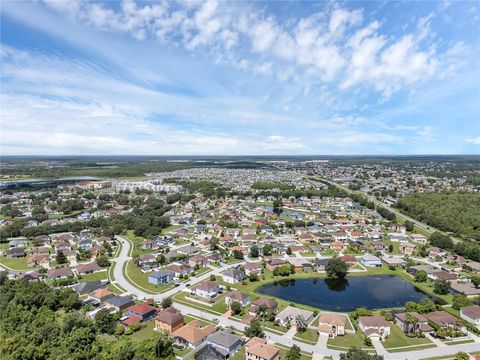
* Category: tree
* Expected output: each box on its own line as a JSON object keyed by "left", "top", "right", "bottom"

{"left": 244, "top": 319, "right": 264, "bottom": 338}
{"left": 414, "top": 270, "right": 428, "bottom": 283}
{"left": 295, "top": 315, "right": 307, "bottom": 332}
{"left": 405, "top": 301, "right": 418, "bottom": 312}
{"left": 403, "top": 313, "right": 418, "bottom": 335}
{"left": 286, "top": 247, "right": 293, "bottom": 255}
{"left": 95, "top": 308, "right": 118, "bottom": 335}
{"left": 340, "top": 347, "right": 383, "bottom": 360}
{"left": 455, "top": 352, "right": 469, "bottom": 360}
{"left": 56, "top": 251, "right": 67, "bottom": 264}
{"left": 405, "top": 221, "right": 415, "bottom": 232}
{"left": 230, "top": 301, "right": 242, "bottom": 315}
{"left": 429, "top": 232, "right": 454, "bottom": 250}
{"left": 471, "top": 275, "right": 480, "bottom": 287}
{"left": 156, "top": 254, "right": 166, "bottom": 266}
{"left": 325, "top": 258, "right": 348, "bottom": 279}
{"left": 250, "top": 245, "right": 259, "bottom": 258}
{"left": 210, "top": 274, "right": 216, "bottom": 281}
{"left": 161, "top": 297, "right": 173, "bottom": 309}
{"left": 96, "top": 256, "right": 111, "bottom": 267}
{"left": 273, "top": 199, "right": 283, "bottom": 216}
{"left": 285, "top": 345, "right": 301, "bottom": 360}
{"left": 263, "top": 243, "right": 273, "bottom": 256}
{"left": 434, "top": 279, "right": 450, "bottom": 295}
{"left": 388, "top": 244, "right": 394, "bottom": 253}
{"left": 233, "top": 250, "right": 244, "bottom": 260}
{"left": 155, "top": 330, "right": 175, "bottom": 359}
{"left": 452, "top": 294, "right": 471, "bottom": 310}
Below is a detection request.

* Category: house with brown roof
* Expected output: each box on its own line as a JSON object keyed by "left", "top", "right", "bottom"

{"left": 394, "top": 312, "right": 433, "bottom": 334}
{"left": 244, "top": 262, "right": 262, "bottom": 275}
{"left": 76, "top": 261, "right": 102, "bottom": 275}
{"left": 266, "top": 259, "right": 287, "bottom": 271}
{"left": 125, "top": 303, "right": 157, "bottom": 321}
{"left": 172, "top": 320, "right": 216, "bottom": 349}
{"left": 245, "top": 337, "right": 279, "bottom": 360}
{"left": 88, "top": 288, "right": 114, "bottom": 303}
{"left": 249, "top": 298, "right": 278, "bottom": 316}
{"left": 460, "top": 305, "right": 480, "bottom": 326}
{"left": 425, "top": 311, "right": 464, "bottom": 332}
{"left": 329, "top": 241, "right": 346, "bottom": 252}
{"left": 317, "top": 312, "right": 347, "bottom": 338}
{"left": 28, "top": 255, "right": 50, "bottom": 268}
{"left": 154, "top": 307, "right": 184, "bottom": 333}
{"left": 358, "top": 316, "right": 391, "bottom": 340}
{"left": 47, "top": 267, "right": 74, "bottom": 280}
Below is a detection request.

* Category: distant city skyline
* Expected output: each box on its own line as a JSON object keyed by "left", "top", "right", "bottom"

{"left": 1, "top": 0, "right": 479, "bottom": 155}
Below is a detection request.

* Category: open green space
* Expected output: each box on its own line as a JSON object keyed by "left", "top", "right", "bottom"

{"left": 0, "top": 256, "right": 29, "bottom": 270}
{"left": 78, "top": 270, "right": 108, "bottom": 283}
{"left": 383, "top": 324, "right": 432, "bottom": 349}
{"left": 124, "top": 260, "right": 172, "bottom": 294}
{"left": 327, "top": 332, "right": 373, "bottom": 351}
{"left": 294, "top": 329, "right": 319, "bottom": 344}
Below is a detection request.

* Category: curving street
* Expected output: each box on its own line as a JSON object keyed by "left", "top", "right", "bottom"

{"left": 111, "top": 235, "right": 480, "bottom": 360}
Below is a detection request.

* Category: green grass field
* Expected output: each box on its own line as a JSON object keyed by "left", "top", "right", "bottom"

{"left": 0, "top": 256, "right": 29, "bottom": 270}
{"left": 78, "top": 270, "right": 108, "bottom": 283}
{"left": 383, "top": 324, "right": 432, "bottom": 349}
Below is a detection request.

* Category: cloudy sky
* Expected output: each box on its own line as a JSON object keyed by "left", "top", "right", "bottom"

{"left": 1, "top": 0, "right": 479, "bottom": 155}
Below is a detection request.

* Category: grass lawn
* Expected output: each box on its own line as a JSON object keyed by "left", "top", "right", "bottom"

{"left": 294, "top": 329, "right": 319, "bottom": 344}
{"left": 383, "top": 324, "right": 432, "bottom": 349}
{"left": 275, "top": 343, "right": 313, "bottom": 360}
{"left": 78, "top": 270, "right": 108, "bottom": 283}
{"left": 192, "top": 267, "right": 212, "bottom": 277}
{"left": 387, "top": 344, "right": 437, "bottom": 353}
{"left": 443, "top": 339, "right": 475, "bottom": 346}
{"left": 0, "top": 256, "right": 29, "bottom": 270}
{"left": 230, "top": 346, "right": 245, "bottom": 360}
{"left": 128, "top": 320, "right": 156, "bottom": 341}
{"left": 125, "top": 230, "right": 151, "bottom": 257}
{"left": 124, "top": 260, "right": 172, "bottom": 294}
{"left": 327, "top": 332, "right": 372, "bottom": 350}
{"left": 162, "top": 225, "right": 183, "bottom": 234}
{"left": 173, "top": 292, "right": 224, "bottom": 316}
{"left": 107, "top": 283, "right": 124, "bottom": 294}
{"left": 211, "top": 299, "right": 229, "bottom": 314}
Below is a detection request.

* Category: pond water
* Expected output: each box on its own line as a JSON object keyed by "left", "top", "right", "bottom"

{"left": 256, "top": 275, "right": 437, "bottom": 311}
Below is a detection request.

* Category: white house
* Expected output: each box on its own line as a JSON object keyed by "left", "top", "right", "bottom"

{"left": 221, "top": 268, "right": 245, "bottom": 284}
{"left": 460, "top": 305, "right": 480, "bottom": 326}
{"left": 193, "top": 281, "right": 221, "bottom": 299}
{"left": 360, "top": 255, "right": 382, "bottom": 267}
{"left": 224, "top": 291, "right": 250, "bottom": 308}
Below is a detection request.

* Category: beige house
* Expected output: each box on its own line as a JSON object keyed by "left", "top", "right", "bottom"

{"left": 317, "top": 312, "right": 347, "bottom": 338}
{"left": 358, "top": 316, "right": 391, "bottom": 340}
{"left": 245, "top": 337, "right": 279, "bottom": 360}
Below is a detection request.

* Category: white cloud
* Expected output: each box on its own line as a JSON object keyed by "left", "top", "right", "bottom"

{"left": 38, "top": 0, "right": 463, "bottom": 96}
{"left": 466, "top": 136, "right": 480, "bottom": 145}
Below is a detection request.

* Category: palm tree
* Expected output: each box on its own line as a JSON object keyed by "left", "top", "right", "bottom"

{"left": 256, "top": 304, "right": 268, "bottom": 322}
{"left": 295, "top": 315, "right": 307, "bottom": 333}
{"left": 404, "top": 313, "right": 419, "bottom": 335}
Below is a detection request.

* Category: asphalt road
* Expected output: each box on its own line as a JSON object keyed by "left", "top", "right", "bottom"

{"left": 111, "top": 235, "right": 480, "bottom": 360}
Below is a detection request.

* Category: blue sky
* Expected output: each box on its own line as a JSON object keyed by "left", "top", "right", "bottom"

{"left": 1, "top": 0, "right": 479, "bottom": 155}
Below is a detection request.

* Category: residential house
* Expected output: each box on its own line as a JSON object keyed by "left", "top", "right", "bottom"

{"left": 394, "top": 312, "right": 433, "bottom": 334}
{"left": 7, "top": 247, "right": 26, "bottom": 258}
{"left": 224, "top": 291, "right": 250, "bottom": 308}
{"left": 73, "top": 280, "right": 105, "bottom": 295}
{"left": 221, "top": 269, "right": 246, "bottom": 284}
{"left": 189, "top": 255, "right": 208, "bottom": 268}
{"left": 266, "top": 259, "right": 287, "bottom": 271}
{"left": 425, "top": 311, "right": 464, "bottom": 332}
{"left": 275, "top": 306, "right": 313, "bottom": 327}
{"left": 28, "top": 255, "right": 50, "bottom": 268}
{"left": 88, "top": 288, "right": 115, "bottom": 303}
{"left": 47, "top": 267, "right": 74, "bottom": 280}
{"left": 244, "top": 262, "right": 262, "bottom": 275}
{"left": 460, "top": 305, "right": 480, "bottom": 327}
{"left": 105, "top": 295, "right": 135, "bottom": 312}
{"left": 125, "top": 303, "right": 157, "bottom": 321}
{"left": 249, "top": 298, "right": 278, "bottom": 317}
{"left": 199, "top": 330, "right": 242, "bottom": 359}
{"left": 172, "top": 320, "right": 216, "bottom": 349}
{"left": 193, "top": 281, "right": 221, "bottom": 299}
{"left": 330, "top": 241, "right": 346, "bottom": 252}
{"left": 76, "top": 261, "right": 101, "bottom": 275}
{"left": 358, "top": 316, "right": 391, "bottom": 340}
{"left": 138, "top": 254, "right": 157, "bottom": 270}
{"left": 360, "top": 255, "right": 382, "bottom": 267}
{"left": 317, "top": 312, "right": 347, "bottom": 338}
{"left": 245, "top": 337, "right": 279, "bottom": 360}
{"left": 148, "top": 270, "right": 175, "bottom": 285}
{"left": 399, "top": 242, "right": 417, "bottom": 256}
{"left": 155, "top": 307, "right": 184, "bottom": 333}
{"left": 429, "top": 247, "right": 447, "bottom": 259}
